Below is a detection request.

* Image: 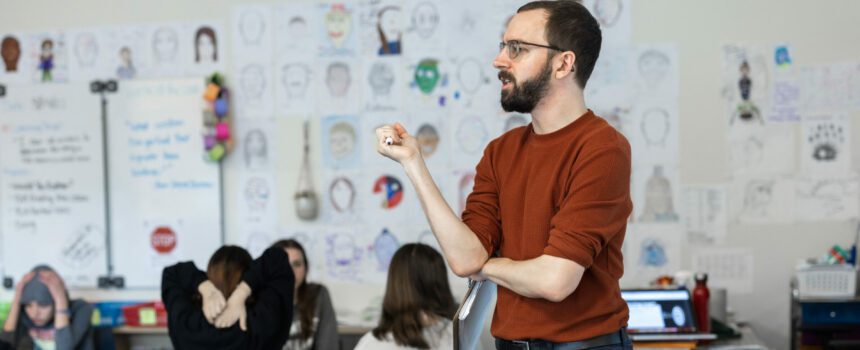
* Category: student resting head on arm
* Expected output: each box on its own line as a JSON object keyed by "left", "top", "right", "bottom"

{"left": 161, "top": 245, "right": 295, "bottom": 350}
{"left": 1, "top": 265, "right": 95, "bottom": 350}
{"left": 354, "top": 243, "right": 457, "bottom": 350}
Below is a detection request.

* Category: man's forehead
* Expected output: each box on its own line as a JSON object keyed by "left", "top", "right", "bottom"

{"left": 503, "top": 9, "right": 548, "bottom": 43}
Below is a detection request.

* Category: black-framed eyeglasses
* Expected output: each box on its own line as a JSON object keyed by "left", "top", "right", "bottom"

{"left": 499, "top": 40, "right": 564, "bottom": 59}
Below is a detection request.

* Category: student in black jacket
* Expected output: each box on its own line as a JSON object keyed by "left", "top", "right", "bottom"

{"left": 161, "top": 246, "right": 295, "bottom": 350}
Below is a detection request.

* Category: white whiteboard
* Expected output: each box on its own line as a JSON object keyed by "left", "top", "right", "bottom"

{"left": 107, "top": 78, "right": 223, "bottom": 288}
{"left": 0, "top": 83, "right": 107, "bottom": 287}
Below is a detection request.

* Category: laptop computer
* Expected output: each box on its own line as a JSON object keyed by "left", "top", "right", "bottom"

{"left": 621, "top": 288, "right": 717, "bottom": 341}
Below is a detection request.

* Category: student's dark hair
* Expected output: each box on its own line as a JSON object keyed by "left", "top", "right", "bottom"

{"left": 270, "top": 239, "right": 317, "bottom": 341}
{"left": 517, "top": 0, "right": 602, "bottom": 88}
{"left": 206, "top": 245, "right": 252, "bottom": 299}
{"left": 372, "top": 243, "right": 456, "bottom": 348}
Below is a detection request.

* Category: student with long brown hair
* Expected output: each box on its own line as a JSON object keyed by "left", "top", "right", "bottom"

{"left": 270, "top": 239, "right": 338, "bottom": 350}
{"left": 355, "top": 243, "right": 456, "bottom": 350}
{"left": 161, "top": 245, "right": 294, "bottom": 350}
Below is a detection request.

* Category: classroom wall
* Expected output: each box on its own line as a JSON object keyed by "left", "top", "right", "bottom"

{"left": 2, "top": 1, "right": 859, "bottom": 349}
{"left": 635, "top": 2, "right": 860, "bottom": 349}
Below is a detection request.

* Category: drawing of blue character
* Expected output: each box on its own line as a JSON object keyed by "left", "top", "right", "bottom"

{"left": 640, "top": 238, "right": 667, "bottom": 267}
{"left": 373, "top": 228, "right": 400, "bottom": 271}
{"left": 39, "top": 39, "right": 54, "bottom": 82}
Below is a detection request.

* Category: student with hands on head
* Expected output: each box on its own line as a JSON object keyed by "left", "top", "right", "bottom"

{"left": 377, "top": 1, "right": 633, "bottom": 348}
{"left": 1, "top": 265, "right": 95, "bottom": 350}
{"left": 161, "top": 245, "right": 295, "bottom": 350}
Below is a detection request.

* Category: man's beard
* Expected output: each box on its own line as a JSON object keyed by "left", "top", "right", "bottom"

{"left": 500, "top": 61, "right": 553, "bottom": 113}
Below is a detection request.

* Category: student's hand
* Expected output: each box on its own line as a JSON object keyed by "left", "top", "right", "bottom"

{"left": 13, "top": 271, "right": 36, "bottom": 298}
{"left": 198, "top": 280, "right": 226, "bottom": 324}
{"left": 214, "top": 282, "right": 251, "bottom": 331}
{"left": 376, "top": 123, "right": 421, "bottom": 166}
{"left": 39, "top": 270, "right": 69, "bottom": 308}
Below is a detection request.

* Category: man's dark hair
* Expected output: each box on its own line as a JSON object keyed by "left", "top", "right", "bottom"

{"left": 517, "top": 0, "right": 602, "bottom": 89}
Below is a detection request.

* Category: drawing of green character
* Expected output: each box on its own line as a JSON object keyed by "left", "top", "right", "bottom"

{"left": 414, "top": 59, "right": 439, "bottom": 95}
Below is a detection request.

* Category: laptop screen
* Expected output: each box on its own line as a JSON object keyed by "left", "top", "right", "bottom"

{"left": 621, "top": 289, "right": 697, "bottom": 334}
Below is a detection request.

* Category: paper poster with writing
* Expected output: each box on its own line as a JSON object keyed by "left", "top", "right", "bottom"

{"left": 0, "top": 83, "right": 106, "bottom": 287}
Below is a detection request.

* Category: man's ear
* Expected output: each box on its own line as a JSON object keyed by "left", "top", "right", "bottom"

{"left": 555, "top": 51, "right": 576, "bottom": 79}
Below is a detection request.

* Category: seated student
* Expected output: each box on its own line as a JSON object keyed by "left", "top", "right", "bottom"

{"left": 355, "top": 243, "right": 457, "bottom": 350}
{"left": 0, "top": 265, "right": 95, "bottom": 350}
{"left": 161, "top": 245, "right": 294, "bottom": 350}
{"left": 270, "top": 239, "right": 339, "bottom": 350}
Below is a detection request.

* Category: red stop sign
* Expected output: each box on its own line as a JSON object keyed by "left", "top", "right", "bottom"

{"left": 151, "top": 226, "right": 176, "bottom": 254}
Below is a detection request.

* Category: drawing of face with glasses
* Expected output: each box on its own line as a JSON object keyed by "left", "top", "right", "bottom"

{"left": 497, "top": 39, "right": 566, "bottom": 113}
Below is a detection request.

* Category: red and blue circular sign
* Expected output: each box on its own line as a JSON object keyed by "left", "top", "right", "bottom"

{"left": 373, "top": 175, "right": 403, "bottom": 209}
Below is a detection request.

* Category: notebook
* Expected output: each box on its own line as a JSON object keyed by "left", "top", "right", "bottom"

{"left": 454, "top": 280, "right": 496, "bottom": 350}
{"left": 622, "top": 289, "right": 717, "bottom": 342}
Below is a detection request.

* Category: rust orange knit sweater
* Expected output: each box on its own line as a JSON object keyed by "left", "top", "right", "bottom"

{"left": 463, "top": 110, "right": 632, "bottom": 342}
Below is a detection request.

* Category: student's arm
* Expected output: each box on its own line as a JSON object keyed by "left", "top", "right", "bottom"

{"left": 2, "top": 271, "right": 35, "bottom": 336}
{"left": 39, "top": 270, "right": 70, "bottom": 330}
{"left": 244, "top": 247, "right": 295, "bottom": 340}
{"left": 312, "top": 286, "right": 339, "bottom": 350}
{"left": 478, "top": 145, "right": 632, "bottom": 302}
{"left": 376, "top": 124, "right": 491, "bottom": 276}
{"left": 54, "top": 301, "right": 95, "bottom": 350}
{"left": 161, "top": 262, "right": 210, "bottom": 332}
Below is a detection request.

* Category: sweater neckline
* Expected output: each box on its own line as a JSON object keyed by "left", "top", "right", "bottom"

{"left": 527, "top": 109, "right": 595, "bottom": 147}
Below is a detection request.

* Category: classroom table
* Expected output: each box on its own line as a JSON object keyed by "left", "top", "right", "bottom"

{"left": 110, "top": 324, "right": 373, "bottom": 350}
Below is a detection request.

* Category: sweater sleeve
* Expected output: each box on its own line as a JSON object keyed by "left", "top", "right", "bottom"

{"left": 244, "top": 247, "right": 295, "bottom": 346}
{"left": 543, "top": 144, "right": 632, "bottom": 268}
{"left": 0, "top": 329, "right": 15, "bottom": 346}
{"left": 461, "top": 143, "right": 503, "bottom": 257}
{"left": 312, "top": 286, "right": 339, "bottom": 350}
{"left": 161, "top": 261, "right": 210, "bottom": 334}
{"left": 54, "top": 300, "right": 95, "bottom": 350}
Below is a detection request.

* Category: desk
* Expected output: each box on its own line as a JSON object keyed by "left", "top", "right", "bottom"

{"left": 110, "top": 324, "right": 373, "bottom": 350}
{"left": 111, "top": 326, "right": 171, "bottom": 350}
{"left": 632, "top": 325, "right": 767, "bottom": 349}
{"left": 702, "top": 324, "right": 768, "bottom": 349}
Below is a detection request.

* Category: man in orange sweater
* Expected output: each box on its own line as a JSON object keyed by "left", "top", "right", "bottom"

{"left": 377, "top": 1, "right": 632, "bottom": 348}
